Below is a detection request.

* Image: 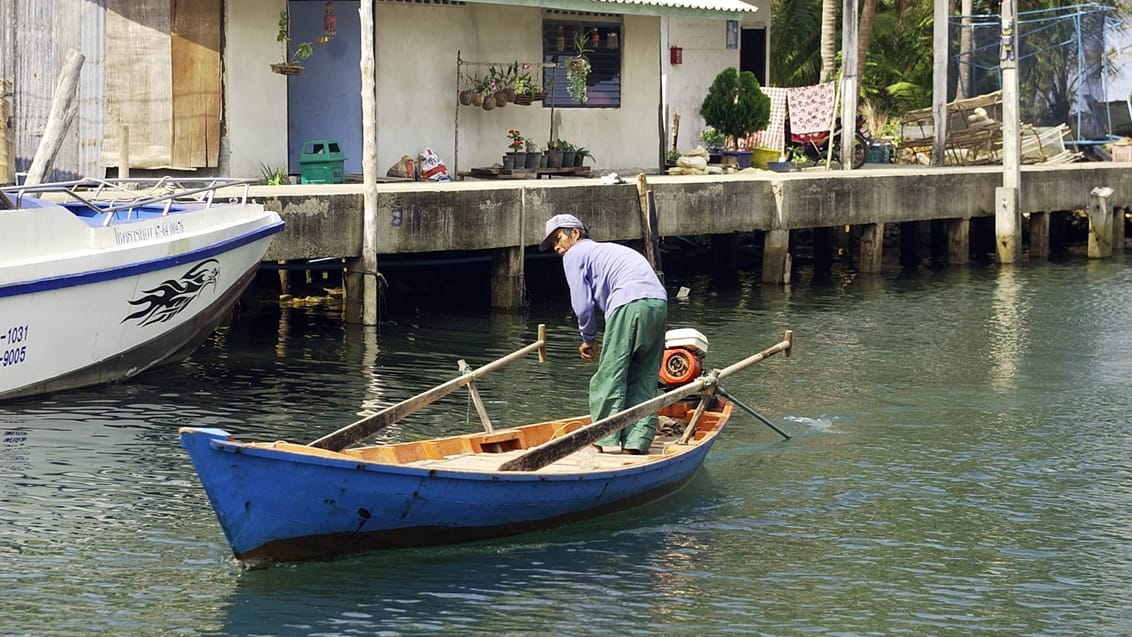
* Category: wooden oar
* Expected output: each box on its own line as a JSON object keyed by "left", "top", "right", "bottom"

{"left": 309, "top": 324, "right": 547, "bottom": 451}
{"left": 499, "top": 330, "right": 792, "bottom": 472}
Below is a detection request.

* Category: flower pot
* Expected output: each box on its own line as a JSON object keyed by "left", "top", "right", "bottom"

{"left": 270, "top": 62, "right": 304, "bottom": 76}
{"left": 482, "top": 95, "right": 496, "bottom": 111}
{"left": 459, "top": 90, "right": 472, "bottom": 106}
{"left": 752, "top": 147, "right": 780, "bottom": 169}
{"left": 767, "top": 161, "right": 793, "bottom": 173}
{"left": 471, "top": 92, "right": 484, "bottom": 107}
{"left": 722, "top": 150, "right": 753, "bottom": 169}
{"left": 560, "top": 151, "right": 576, "bottom": 167}
{"left": 545, "top": 149, "right": 563, "bottom": 168}
{"left": 573, "top": 154, "right": 586, "bottom": 167}
{"left": 494, "top": 91, "right": 508, "bottom": 107}
{"left": 524, "top": 152, "right": 541, "bottom": 169}
{"left": 502, "top": 154, "right": 516, "bottom": 170}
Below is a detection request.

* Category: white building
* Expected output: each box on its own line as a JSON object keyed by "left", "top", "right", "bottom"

{"left": 1, "top": 0, "right": 769, "bottom": 181}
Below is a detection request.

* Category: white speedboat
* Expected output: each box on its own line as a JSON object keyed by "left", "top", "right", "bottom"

{"left": 0, "top": 177, "right": 284, "bottom": 400}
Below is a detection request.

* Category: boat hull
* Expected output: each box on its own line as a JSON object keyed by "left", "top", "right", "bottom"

{"left": 0, "top": 181, "right": 283, "bottom": 400}
{"left": 179, "top": 402, "right": 730, "bottom": 565}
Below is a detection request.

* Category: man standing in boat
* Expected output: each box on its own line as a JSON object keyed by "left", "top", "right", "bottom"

{"left": 540, "top": 214, "right": 668, "bottom": 455}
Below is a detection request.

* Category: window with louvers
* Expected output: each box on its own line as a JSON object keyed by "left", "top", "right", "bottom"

{"left": 541, "top": 19, "right": 622, "bottom": 108}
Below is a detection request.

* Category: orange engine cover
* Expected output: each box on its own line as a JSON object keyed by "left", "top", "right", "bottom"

{"left": 659, "top": 347, "right": 701, "bottom": 386}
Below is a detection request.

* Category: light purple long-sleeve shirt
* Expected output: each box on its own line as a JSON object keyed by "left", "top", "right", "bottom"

{"left": 561, "top": 239, "right": 667, "bottom": 343}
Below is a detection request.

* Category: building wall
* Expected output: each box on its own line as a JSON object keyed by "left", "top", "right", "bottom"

{"left": 664, "top": 18, "right": 741, "bottom": 153}
{"left": 223, "top": 1, "right": 677, "bottom": 177}
{"left": 223, "top": 0, "right": 291, "bottom": 179}
{"left": 4, "top": 0, "right": 106, "bottom": 182}
{"left": 372, "top": 4, "right": 666, "bottom": 175}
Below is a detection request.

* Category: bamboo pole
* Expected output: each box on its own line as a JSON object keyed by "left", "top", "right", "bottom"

{"left": 26, "top": 49, "right": 85, "bottom": 186}
{"left": 359, "top": 0, "right": 379, "bottom": 325}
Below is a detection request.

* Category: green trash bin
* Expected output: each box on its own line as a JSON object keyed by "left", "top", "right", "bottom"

{"left": 299, "top": 140, "right": 346, "bottom": 184}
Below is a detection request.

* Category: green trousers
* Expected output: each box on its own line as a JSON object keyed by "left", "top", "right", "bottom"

{"left": 591, "top": 298, "right": 667, "bottom": 453}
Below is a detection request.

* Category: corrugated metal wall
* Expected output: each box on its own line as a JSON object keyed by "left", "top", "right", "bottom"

{"left": 5, "top": 0, "right": 106, "bottom": 181}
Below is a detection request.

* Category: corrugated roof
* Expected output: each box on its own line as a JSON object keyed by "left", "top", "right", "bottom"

{"left": 467, "top": 0, "right": 756, "bottom": 19}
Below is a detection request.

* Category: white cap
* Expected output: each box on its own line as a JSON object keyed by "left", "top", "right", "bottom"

{"left": 539, "top": 214, "right": 586, "bottom": 251}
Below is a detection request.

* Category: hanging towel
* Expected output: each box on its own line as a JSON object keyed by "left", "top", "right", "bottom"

{"left": 744, "top": 86, "right": 788, "bottom": 152}
{"left": 786, "top": 82, "right": 837, "bottom": 135}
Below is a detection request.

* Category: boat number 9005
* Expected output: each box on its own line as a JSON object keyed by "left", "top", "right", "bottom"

{"left": 2, "top": 346, "right": 27, "bottom": 367}
{"left": 2, "top": 325, "right": 29, "bottom": 367}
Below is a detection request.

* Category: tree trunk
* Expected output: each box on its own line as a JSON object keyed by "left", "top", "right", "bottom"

{"left": 856, "top": 0, "right": 878, "bottom": 80}
{"left": 957, "top": 0, "right": 973, "bottom": 99}
{"left": 820, "top": 0, "right": 837, "bottom": 82}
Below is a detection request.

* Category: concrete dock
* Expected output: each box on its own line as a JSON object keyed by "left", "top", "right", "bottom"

{"left": 249, "top": 163, "right": 1131, "bottom": 315}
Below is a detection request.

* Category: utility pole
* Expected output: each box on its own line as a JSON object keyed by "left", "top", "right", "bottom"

{"left": 996, "top": 0, "right": 1022, "bottom": 263}
{"left": 931, "top": 0, "right": 948, "bottom": 166}
{"left": 352, "top": 0, "right": 380, "bottom": 325}
{"left": 839, "top": 0, "right": 858, "bottom": 171}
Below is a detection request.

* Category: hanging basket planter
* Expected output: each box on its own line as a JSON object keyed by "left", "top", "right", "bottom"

{"left": 270, "top": 62, "right": 305, "bottom": 76}
{"left": 566, "top": 56, "right": 591, "bottom": 103}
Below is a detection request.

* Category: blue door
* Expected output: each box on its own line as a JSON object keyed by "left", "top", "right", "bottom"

{"left": 286, "top": 1, "right": 362, "bottom": 177}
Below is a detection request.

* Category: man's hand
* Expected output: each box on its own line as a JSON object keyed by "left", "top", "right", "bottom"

{"left": 579, "top": 341, "right": 599, "bottom": 362}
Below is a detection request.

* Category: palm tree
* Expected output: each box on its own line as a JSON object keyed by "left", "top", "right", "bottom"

{"left": 820, "top": 0, "right": 837, "bottom": 82}
{"left": 771, "top": 0, "right": 822, "bottom": 86}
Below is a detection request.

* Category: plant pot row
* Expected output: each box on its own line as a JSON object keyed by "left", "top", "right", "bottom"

{"left": 501, "top": 151, "right": 589, "bottom": 171}
{"left": 460, "top": 90, "right": 546, "bottom": 111}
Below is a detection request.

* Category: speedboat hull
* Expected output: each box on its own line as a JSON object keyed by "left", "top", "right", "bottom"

{"left": 0, "top": 178, "right": 283, "bottom": 400}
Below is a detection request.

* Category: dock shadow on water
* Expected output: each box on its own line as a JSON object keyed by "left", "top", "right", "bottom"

{"left": 1, "top": 256, "right": 1131, "bottom": 635}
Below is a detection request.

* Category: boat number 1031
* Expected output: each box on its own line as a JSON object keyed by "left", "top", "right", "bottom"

{"left": 1, "top": 325, "right": 29, "bottom": 367}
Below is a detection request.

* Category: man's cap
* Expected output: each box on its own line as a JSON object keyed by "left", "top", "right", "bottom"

{"left": 539, "top": 214, "right": 586, "bottom": 251}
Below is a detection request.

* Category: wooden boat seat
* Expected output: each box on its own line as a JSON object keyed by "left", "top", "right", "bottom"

{"left": 407, "top": 446, "right": 665, "bottom": 473}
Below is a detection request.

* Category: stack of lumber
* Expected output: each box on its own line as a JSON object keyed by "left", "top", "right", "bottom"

{"left": 897, "top": 90, "right": 1080, "bottom": 165}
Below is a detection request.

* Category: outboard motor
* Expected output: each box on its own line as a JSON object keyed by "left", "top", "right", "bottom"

{"left": 658, "top": 328, "right": 709, "bottom": 388}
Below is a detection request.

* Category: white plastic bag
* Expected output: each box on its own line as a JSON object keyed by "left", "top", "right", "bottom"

{"left": 418, "top": 148, "right": 451, "bottom": 182}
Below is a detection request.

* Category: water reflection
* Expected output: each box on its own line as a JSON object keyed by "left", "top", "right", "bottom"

{"left": 3, "top": 259, "right": 1132, "bottom": 636}
{"left": 988, "top": 266, "right": 1027, "bottom": 393}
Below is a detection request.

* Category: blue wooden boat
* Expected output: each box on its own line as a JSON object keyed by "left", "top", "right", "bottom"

{"left": 180, "top": 328, "right": 793, "bottom": 566}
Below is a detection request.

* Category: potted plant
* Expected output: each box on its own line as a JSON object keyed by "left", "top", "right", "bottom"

{"left": 557, "top": 139, "right": 577, "bottom": 167}
{"left": 789, "top": 146, "right": 810, "bottom": 169}
{"left": 699, "top": 67, "right": 770, "bottom": 169}
{"left": 271, "top": 9, "right": 333, "bottom": 75}
{"left": 504, "top": 129, "right": 525, "bottom": 170}
{"left": 524, "top": 139, "right": 541, "bottom": 169}
{"left": 566, "top": 29, "right": 595, "bottom": 104}
{"left": 573, "top": 147, "right": 595, "bottom": 167}
{"left": 545, "top": 139, "right": 564, "bottom": 168}
{"left": 699, "top": 127, "right": 726, "bottom": 164}
{"left": 479, "top": 76, "right": 497, "bottom": 111}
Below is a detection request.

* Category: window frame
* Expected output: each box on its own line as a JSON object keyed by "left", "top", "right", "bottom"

{"left": 541, "top": 14, "right": 623, "bottom": 109}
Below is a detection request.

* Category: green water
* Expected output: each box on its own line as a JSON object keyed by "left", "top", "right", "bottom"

{"left": 2, "top": 259, "right": 1130, "bottom": 636}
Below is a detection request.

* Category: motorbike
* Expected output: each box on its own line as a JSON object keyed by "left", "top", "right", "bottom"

{"left": 784, "top": 115, "right": 872, "bottom": 169}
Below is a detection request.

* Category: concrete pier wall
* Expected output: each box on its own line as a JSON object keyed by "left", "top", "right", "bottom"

{"left": 257, "top": 164, "right": 1132, "bottom": 263}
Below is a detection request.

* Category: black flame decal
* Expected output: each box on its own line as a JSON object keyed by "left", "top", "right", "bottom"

{"left": 123, "top": 259, "right": 220, "bottom": 326}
